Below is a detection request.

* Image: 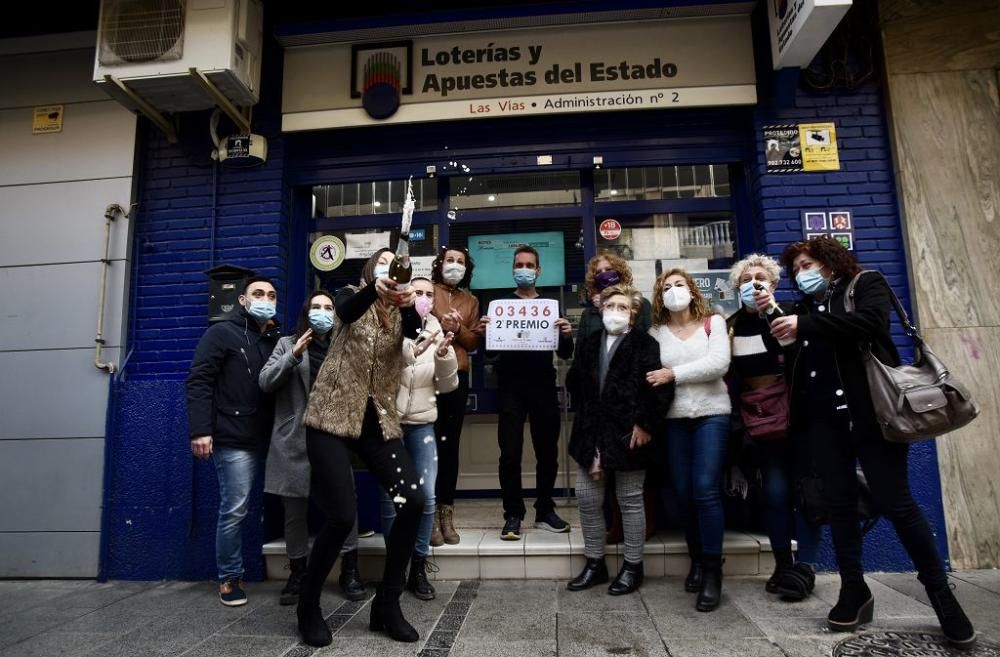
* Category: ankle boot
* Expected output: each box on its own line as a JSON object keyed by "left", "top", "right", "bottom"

{"left": 684, "top": 554, "right": 704, "bottom": 593}
{"left": 439, "top": 504, "right": 460, "bottom": 545}
{"left": 280, "top": 556, "right": 308, "bottom": 606}
{"left": 369, "top": 585, "right": 419, "bottom": 642}
{"left": 430, "top": 509, "right": 445, "bottom": 547}
{"left": 608, "top": 560, "right": 644, "bottom": 596}
{"left": 338, "top": 549, "right": 365, "bottom": 601}
{"left": 696, "top": 556, "right": 723, "bottom": 612}
{"left": 928, "top": 584, "right": 976, "bottom": 649}
{"left": 827, "top": 579, "right": 874, "bottom": 632}
{"left": 567, "top": 557, "right": 610, "bottom": 591}
{"left": 766, "top": 549, "right": 794, "bottom": 594}
{"left": 407, "top": 555, "right": 436, "bottom": 601}
{"left": 297, "top": 602, "right": 332, "bottom": 647}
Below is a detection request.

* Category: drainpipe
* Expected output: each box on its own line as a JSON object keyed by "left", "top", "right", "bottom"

{"left": 96, "top": 203, "right": 127, "bottom": 373}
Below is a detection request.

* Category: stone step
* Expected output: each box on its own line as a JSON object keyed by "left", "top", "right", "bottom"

{"left": 263, "top": 529, "right": 792, "bottom": 581}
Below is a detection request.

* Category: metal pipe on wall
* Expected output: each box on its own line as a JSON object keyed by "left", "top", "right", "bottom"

{"left": 95, "top": 203, "right": 127, "bottom": 374}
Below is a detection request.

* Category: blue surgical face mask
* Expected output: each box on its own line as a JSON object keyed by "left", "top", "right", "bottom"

{"left": 247, "top": 299, "right": 276, "bottom": 322}
{"left": 308, "top": 309, "right": 334, "bottom": 334}
{"left": 739, "top": 281, "right": 766, "bottom": 309}
{"left": 374, "top": 264, "right": 390, "bottom": 279}
{"left": 796, "top": 268, "right": 829, "bottom": 296}
{"left": 513, "top": 267, "right": 537, "bottom": 288}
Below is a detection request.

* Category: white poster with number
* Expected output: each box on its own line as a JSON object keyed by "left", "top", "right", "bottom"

{"left": 486, "top": 298, "right": 560, "bottom": 351}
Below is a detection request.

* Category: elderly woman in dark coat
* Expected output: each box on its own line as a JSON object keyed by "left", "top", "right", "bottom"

{"left": 565, "top": 285, "right": 674, "bottom": 595}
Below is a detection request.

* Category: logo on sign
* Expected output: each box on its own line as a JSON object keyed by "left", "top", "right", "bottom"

{"left": 599, "top": 219, "right": 623, "bottom": 241}
{"left": 310, "top": 236, "right": 347, "bottom": 272}
{"left": 350, "top": 41, "right": 414, "bottom": 120}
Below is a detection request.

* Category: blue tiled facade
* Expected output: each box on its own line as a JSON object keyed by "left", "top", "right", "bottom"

{"left": 100, "top": 6, "right": 949, "bottom": 580}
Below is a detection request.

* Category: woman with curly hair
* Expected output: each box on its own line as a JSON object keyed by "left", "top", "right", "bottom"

{"left": 773, "top": 236, "right": 974, "bottom": 647}
{"left": 647, "top": 268, "right": 731, "bottom": 612}
{"left": 577, "top": 253, "right": 653, "bottom": 355}
{"left": 429, "top": 246, "right": 483, "bottom": 545}
{"left": 726, "top": 254, "right": 822, "bottom": 601}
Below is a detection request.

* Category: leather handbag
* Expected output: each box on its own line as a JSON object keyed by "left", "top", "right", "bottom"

{"left": 844, "top": 271, "right": 979, "bottom": 443}
{"left": 739, "top": 377, "right": 789, "bottom": 441}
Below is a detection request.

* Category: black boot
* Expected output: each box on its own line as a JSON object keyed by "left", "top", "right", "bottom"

{"left": 369, "top": 585, "right": 419, "bottom": 642}
{"left": 766, "top": 549, "right": 794, "bottom": 594}
{"left": 280, "top": 556, "right": 307, "bottom": 606}
{"left": 684, "top": 554, "right": 704, "bottom": 593}
{"left": 608, "top": 560, "right": 644, "bottom": 596}
{"left": 696, "top": 556, "right": 723, "bottom": 612}
{"left": 567, "top": 558, "right": 610, "bottom": 591}
{"left": 827, "top": 580, "right": 874, "bottom": 632}
{"left": 776, "top": 562, "right": 816, "bottom": 602}
{"left": 406, "top": 555, "right": 436, "bottom": 601}
{"left": 338, "top": 549, "right": 365, "bottom": 602}
{"left": 928, "top": 584, "right": 976, "bottom": 650}
{"left": 297, "top": 602, "right": 332, "bottom": 647}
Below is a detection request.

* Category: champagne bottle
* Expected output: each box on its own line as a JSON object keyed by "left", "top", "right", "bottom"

{"left": 389, "top": 177, "right": 414, "bottom": 288}
{"left": 753, "top": 282, "right": 794, "bottom": 346}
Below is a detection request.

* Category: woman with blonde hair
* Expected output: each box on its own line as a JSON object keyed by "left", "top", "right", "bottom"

{"left": 647, "top": 268, "right": 731, "bottom": 611}
{"left": 726, "top": 254, "right": 822, "bottom": 601}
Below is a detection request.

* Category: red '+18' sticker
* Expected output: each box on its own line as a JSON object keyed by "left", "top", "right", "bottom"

{"left": 599, "top": 219, "right": 622, "bottom": 241}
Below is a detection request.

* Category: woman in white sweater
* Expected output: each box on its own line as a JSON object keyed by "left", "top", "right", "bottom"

{"left": 647, "top": 268, "right": 731, "bottom": 612}
{"left": 380, "top": 277, "right": 459, "bottom": 601}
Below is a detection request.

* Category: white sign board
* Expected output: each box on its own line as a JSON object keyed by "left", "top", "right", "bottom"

{"left": 769, "top": 0, "right": 852, "bottom": 69}
{"left": 485, "top": 298, "right": 560, "bottom": 351}
{"left": 283, "top": 15, "right": 757, "bottom": 131}
{"left": 345, "top": 231, "right": 392, "bottom": 259}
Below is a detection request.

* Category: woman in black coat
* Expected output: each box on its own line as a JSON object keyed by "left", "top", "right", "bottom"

{"left": 565, "top": 285, "right": 674, "bottom": 595}
{"left": 772, "top": 237, "right": 974, "bottom": 648}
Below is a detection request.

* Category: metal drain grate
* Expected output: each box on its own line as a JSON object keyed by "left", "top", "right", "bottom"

{"left": 834, "top": 631, "right": 999, "bottom": 656}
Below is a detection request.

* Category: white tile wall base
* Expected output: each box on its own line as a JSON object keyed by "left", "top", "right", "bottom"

{"left": 264, "top": 530, "right": 784, "bottom": 581}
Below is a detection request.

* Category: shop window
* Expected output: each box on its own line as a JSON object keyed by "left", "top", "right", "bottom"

{"left": 313, "top": 178, "right": 438, "bottom": 217}
{"left": 594, "top": 164, "right": 730, "bottom": 201}
{"left": 450, "top": 171, "right": 581, "bottom": 209}
{"left": 309, "top": 225, "right": 441, "bottom": 291}
{"left": 594, "top": 212, "right": 737, "bottom": 303}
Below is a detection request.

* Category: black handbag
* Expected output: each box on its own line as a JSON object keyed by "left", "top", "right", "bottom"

{"left": 844, "top": 271, "right": 979, "bottom": 443}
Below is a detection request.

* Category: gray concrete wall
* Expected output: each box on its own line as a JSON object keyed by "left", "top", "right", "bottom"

{"left": 0, "top": 32, "right": 135, "bottom": 577}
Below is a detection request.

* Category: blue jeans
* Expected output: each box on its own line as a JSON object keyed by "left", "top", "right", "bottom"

{"left": 759, "top": 442, "right": 822, "bottom": 565}
{"left": 665, "top": 415, "right": 729, "bottom": 557}
{"left": 212, "top": 447, "right": 261, "bottom": 581}
{"left": 380, "top": 423, "right": 438, "bottom": 557}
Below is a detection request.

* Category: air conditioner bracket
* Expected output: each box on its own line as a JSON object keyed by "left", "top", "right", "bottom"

{"left": 103, "top": 75, "right": 177, "bottom": 143}
{"left": 189, "top": 68, "right": 251, "bottom": 135}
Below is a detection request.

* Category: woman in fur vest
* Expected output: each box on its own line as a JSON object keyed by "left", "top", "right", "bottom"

{"left": 296, "top": 248, "right": 425, "bottom": 647}
{"left": 565, "top": 285, "right": 674, "bottom": 595}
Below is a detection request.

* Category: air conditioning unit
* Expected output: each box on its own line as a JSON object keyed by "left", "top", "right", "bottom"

{"left": 94, "top": 0, "right": 263, "bottom": 114}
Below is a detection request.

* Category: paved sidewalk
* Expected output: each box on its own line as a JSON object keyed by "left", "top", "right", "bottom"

{"left": 1, "top": 572, "right": 998, "bottom": 657}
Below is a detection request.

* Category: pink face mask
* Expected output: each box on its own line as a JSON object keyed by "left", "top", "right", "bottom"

{"left": 414, "top": 295, "right": 434, "bottom": 319}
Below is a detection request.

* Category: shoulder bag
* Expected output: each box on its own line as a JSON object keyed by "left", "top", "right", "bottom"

{"left": 844, "top": 271, "right": 979, "bottom": 443}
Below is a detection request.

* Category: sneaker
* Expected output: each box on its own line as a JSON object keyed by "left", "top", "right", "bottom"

{"left": 500, "top": 516, "right": 522, "bottom": 541}
{"left": 219, "top": 578, "right": 247, "bottom": 607}
{"left": 358, "top": 528, "right": 376, "bottom": 539}
{"left": 535, "top": 510, "right": 570, "bottom": 533}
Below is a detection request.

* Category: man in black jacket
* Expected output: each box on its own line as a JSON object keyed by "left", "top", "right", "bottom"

{"left": 479, "top": 246, "right": 574, "bottom": 541}
{"left": 186, "top": 276, "right": 280, "bottom": 607}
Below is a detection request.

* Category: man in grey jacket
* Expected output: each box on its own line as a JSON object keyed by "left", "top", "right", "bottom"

{"left": 186, "top": 276, "right": 280, "bottom": 607}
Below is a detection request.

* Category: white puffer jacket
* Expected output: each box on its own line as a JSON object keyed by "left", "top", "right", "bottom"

{"left": 397, "top": 314, "right": 460, "bottom": 425}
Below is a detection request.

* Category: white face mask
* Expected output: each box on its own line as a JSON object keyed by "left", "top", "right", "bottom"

{"left": 602, "top": 310, "right": 630, "bottom": 335}
{"left": 442, "top": 263, "right": 466, "bottom": 285}
{"left": 663, "top": 286, "right": 692, "bottom": 312}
